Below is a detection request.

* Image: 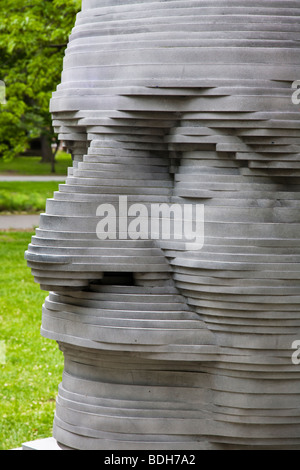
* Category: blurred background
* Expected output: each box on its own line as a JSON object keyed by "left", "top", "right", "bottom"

{"left": 0, "top": 0, "right": 81, "bottom": 449}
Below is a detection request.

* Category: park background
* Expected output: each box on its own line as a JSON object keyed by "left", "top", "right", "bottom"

{"left": 0, "top": 0, "right": 81, "bottom": 449}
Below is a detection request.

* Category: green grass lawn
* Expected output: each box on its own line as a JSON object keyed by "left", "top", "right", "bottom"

{"left": 0, "top": 152, "right": 72, "bottom": 176}
{"left": 0, "top": 232, "right": 64, "bottom": 449}
{"left": 0, "top": 182, "right": 61, "bottom": 214}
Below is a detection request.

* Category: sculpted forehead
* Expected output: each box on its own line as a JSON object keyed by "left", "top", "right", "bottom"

{"left": 72, "top": 1, "right": 300, "bottom": 66}
{"left": 80, "top": 0, "right": 300, "bottom": 25}
{"left": 50, "top": 0, "right": 300, "bottom": 171}
{"left": 82, "top": 0, "right": 300, "bottom": 9}
{"left": 60, "top": 0, "right": 300, "bottom": 84}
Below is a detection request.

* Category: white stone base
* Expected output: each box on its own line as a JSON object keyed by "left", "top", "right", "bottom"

{"left": 22, "top": 438, "right": 64, "bottom": 450}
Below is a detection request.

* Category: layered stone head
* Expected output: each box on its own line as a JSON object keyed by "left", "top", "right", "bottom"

{"left": 26, "top": 0, "right": 300, "bottom": 449}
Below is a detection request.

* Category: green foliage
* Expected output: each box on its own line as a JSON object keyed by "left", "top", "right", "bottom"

{"left": 0, "top": 181, "right": 61, "bottom": 213}
{"left": 0, "top": 231, "right": 64, "bottom": 449}
{"left": 0, "top": 151, "right": 72, "bottom": 175}
{"left": 0, "top": 0, "right": 81, "bottom": 160}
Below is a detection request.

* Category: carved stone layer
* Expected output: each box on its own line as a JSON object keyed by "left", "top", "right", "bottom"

{"left": 26, "top": 0, "right": 300, "bottom": 450}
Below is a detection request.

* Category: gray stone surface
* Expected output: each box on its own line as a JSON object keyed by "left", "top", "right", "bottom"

{"left": 25, "top": 0, "right": 300, "bottom": 450}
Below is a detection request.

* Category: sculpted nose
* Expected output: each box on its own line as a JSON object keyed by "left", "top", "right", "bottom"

{"left": 25, "top": 136, "right": 175, "bottom": 291}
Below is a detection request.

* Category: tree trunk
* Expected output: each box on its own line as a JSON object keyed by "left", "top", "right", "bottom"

{"left": 40, "top": 134, "right": 55, "bottom": 173}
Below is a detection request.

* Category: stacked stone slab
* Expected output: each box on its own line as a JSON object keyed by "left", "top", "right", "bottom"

{"left": 26, "top": 0, "right": 300, "bottom": 449}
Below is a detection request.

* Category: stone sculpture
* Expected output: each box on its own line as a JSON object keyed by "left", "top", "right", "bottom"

{"left": 26, "top": 0, "right": 300, "bottom": 450}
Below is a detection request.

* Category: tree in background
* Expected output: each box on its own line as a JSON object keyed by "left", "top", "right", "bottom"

{"left": 0, "top": 0, "right": 81, "bottom": 172}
